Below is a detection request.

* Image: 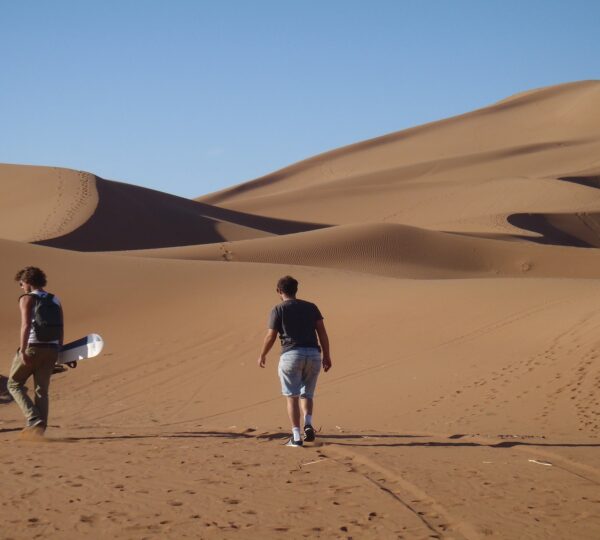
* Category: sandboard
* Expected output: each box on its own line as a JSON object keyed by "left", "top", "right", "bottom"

{"left": 57, "top": 334, "right": 104, "bottom": 367}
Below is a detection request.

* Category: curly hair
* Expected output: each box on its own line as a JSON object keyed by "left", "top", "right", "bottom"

{"left": 277, "top": 275, "right": 298, "bottom": 296}
{"left": 15, "top": 266, "right": 47, "bottom": 288}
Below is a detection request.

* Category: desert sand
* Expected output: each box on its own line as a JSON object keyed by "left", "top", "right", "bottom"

{"left": 1, "top": 80, "right": 599, "bottom": 539}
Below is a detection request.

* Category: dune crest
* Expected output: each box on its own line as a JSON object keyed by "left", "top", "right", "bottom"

{"left": 0, "top": 164, "right": 98, "bottom": 242}
{"left": 122, "top": 222, "right": 600, "bottom": 279}
{"left": 197, "top": 81, "right": 600, "bottom": 244}
{"left": 0, "top": 166, "right": 327, "bottom": 252}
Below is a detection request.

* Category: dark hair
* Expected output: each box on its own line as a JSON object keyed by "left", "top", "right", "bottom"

{"left": 15, "top": 266, "right": 47, "bottom": 288}
{"left": 277, "top": 275, "right": 298, "bottom": 296}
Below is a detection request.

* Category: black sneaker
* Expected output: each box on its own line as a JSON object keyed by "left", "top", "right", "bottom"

{"left": 285, "top": 438, "right": 303, "bottom": 448}
{"left": 22, "top": 419, "right": 46, "bottom": 437}
{"left": 303, "top": 424, "right": 315, "bottom": 442}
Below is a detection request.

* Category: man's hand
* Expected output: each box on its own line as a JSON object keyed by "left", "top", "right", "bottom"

{"left": 258, "top": 329, "right": 277, "bottom": 369}
{"left": 21, "top": 350, "right": 32, "bottom": 367}
{"left": 316, "top": 320, "right": 331, "bottom": 372}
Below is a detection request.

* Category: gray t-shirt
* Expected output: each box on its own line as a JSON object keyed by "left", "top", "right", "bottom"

{"left": 268, "top": 299, "right": 324, "bottom": 353}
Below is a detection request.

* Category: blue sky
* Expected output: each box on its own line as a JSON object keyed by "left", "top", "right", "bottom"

{"left": 1, "top": 1, "right": 599, "bottom": 198}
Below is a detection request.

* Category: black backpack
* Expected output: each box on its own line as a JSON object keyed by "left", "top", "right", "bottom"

{"left": 24, "top": 293, "right": 63, "bottom": 342}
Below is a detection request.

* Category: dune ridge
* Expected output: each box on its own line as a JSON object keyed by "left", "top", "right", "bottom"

{"left": 33, "top": 176, "right": 325, "bottom": 251}
{"left": 196, "top": 81, "right": 600, "bottom": 247}
{"left": 0, "top": 164, "right": 98, "bottom": 242}
{"left": 123, "top": 222, "right": 600, "bottom": 279}
{"left": 199, "top": 81, "right": 600, "bottom": 206}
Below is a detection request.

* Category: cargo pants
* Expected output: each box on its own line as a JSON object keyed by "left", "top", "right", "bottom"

{"left": 8, "top": 345, "right": 58, "bottom": 427}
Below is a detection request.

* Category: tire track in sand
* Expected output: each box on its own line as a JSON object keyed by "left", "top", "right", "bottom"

{"left": 323, "top": 445, "right": 483, "bottom": 540}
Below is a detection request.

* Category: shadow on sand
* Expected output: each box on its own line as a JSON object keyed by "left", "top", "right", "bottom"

{"left": 43, "top": 430, "right": 600, "bottom": 451}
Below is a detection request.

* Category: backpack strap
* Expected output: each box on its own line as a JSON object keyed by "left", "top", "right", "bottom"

{"left": 17, "top": 292, "right": 53, "bottom": 302}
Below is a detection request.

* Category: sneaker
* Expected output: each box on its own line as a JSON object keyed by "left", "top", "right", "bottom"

{"left": 21, "top": 419, "right": 46, "bottom": 438}
{"left": 285, "top": 438, "right": 303, "bottom": 448}
{"left": 303, "top": 424, "right": 315, "bottom": 442}
{"left": 27, "top": 418, "right": 46, "bottom": 429}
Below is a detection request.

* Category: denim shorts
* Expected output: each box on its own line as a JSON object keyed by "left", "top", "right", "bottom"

{"left": 278, "top": 347, "right": 322, "bottom": 398}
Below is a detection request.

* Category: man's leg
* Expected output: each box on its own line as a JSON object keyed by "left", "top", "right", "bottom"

{"left": 300, "top": 353, "right": 321, "bottom": 442}
{"left": 279, "top": 352, "right": 303, "bottom": 444}
{"left": 7, "top": 350, "right": 39, "bottom": 425}
{"left": 32, "top": 348, "right": 56, "bottom": 427}
{"left": 286, "top": 396, "right": 301, "bottom": 431}
{"left": 300, "top": 397, "right": 316, "bottom": 441}
{"left": 300, "top": 397, "right": 313, "bottom": 425}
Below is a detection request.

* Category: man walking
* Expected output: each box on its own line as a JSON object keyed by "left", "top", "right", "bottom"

{"left": 258, "top": 276, "right": 332, "bottom": 447}
{"left": 8, "top": 267, "right": 63, "bottom": 434}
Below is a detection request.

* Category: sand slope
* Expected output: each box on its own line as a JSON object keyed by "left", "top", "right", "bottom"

{"left": 199, "top": 81, "right": 600, "bottom": 244}
{"left": 201, "top": 81, "right": 600, "bottom": 205}
{"left": 0, "top": 165, "right": 324, "bottom": 251}
{"left": 1, "top": 81, "right": 600, "bottom": 539}
{"left": 0, "top": 164, "right": 98, "bottom": 242}
{"left": 36, "top": 177, "right": 324, "bottom": 251}
{"left": 123, "top": 222, "right": 600, "bottom": 279}
{"left": 1, "top": 239, "right": 599, "bottom": 538}
{"left": 1, "top": 237, "right": 598, "bottom": 437}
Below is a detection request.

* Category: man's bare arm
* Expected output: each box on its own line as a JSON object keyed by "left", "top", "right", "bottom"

{"left": 258, "top": 329, "right": 278, "bottom": 368}
{"left": 316, "top": 319, "right": 332, "bottom": 372}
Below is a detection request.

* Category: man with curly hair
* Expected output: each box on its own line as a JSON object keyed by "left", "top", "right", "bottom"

{"left": 258, "top": 276, "right": 332, "bottom": 447}
{"left": 8, "top": 266, "right": 63, "bottom": 434}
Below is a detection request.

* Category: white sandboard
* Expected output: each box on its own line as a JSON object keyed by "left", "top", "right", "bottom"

{"left": 57, "top": 334, "right": 104, "bottom": 366}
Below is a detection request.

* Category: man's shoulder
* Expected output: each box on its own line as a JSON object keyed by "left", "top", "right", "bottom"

{"left": 274, "top": 299, "right": 320, "bottom": 311}
{"left": 297, "top": 299, "right": 319, "bottom": 310}
{"left": 286, "top": 299, "right": 321, "bottom": 315}
{"left": 278, "top": 299, "right": 316, "bottom": 306}
{"left": 269, "top": 303, "right": 284, "bottom": 319}
{"left": 19, "top": 293, "right": 35, "bottom": 304}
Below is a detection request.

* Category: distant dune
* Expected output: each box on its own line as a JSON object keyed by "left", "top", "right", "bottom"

{"left": 198, "top": 80, "right": 600, "bottom": 244}
{"left": 1, "top": 81, "right": 600, "bottom": 540}
{"left": 0, "top": 164, "right": 98, "bottom": 242}
{"left": 124, "top": 222, "right": 600, "bottom": 279}
{"left": 35, "top": 177, "right": 325, "bottom": 251}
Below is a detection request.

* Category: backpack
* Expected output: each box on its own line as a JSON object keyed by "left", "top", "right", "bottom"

{"left": 24, "top": 293, "right": 63, "bottom": 342}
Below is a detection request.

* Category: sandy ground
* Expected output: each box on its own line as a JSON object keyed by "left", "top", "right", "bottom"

{"left": 1, "top": 81, "right": 600, "bottom": 539}
{"left": 3, "top": 426, "right": 599, "bottom": 540}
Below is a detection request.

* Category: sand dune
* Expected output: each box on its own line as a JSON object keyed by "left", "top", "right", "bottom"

{"left": 0, "top": 164, "right": 98, "bottom": 242}
{"left": 200, "top": 80, "right": 600, "bottom": 206}
{"left": 123, "top": 222, "right": 600, "bottom": 279}
{"left": 0, "top": 166, "right": 324, "bottom": 251}
{"left": 1, "top": 81, "right": 600, "bottom": 539}
{"left": 198, "top": 81, "right": 600, "bottom": 243}
{"left": 36, "top": 177, "right": 325, "bottom": 251}
{"left": 4, "top": 83, "right": 599, "bottom": 252}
